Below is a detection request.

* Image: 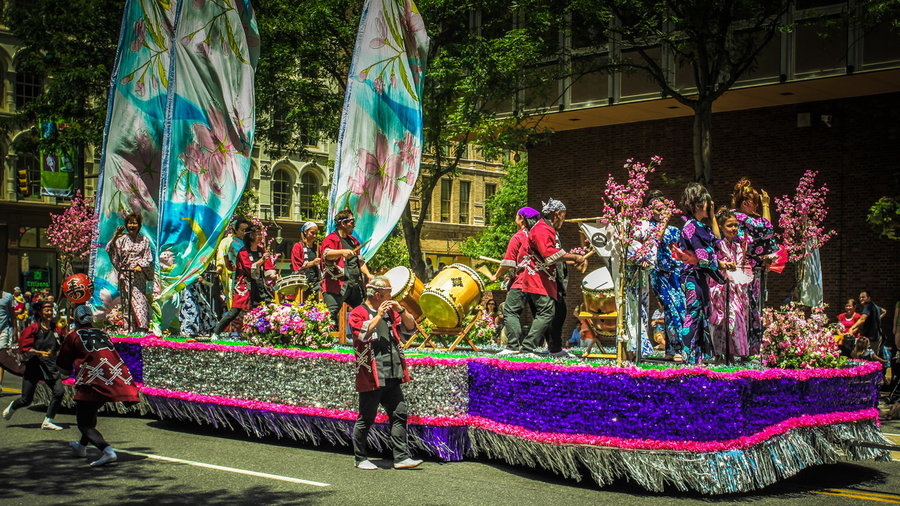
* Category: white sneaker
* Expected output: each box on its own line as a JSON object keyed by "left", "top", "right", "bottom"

{"left": 496, "top": 349, "right": 520, "bottom": 356}
{"left": 90, "top": 448, "right": 117, "bottom": 467}
{"left": 41, "top": 419, "right": 63, "bottom": 431}
{"left": 70, "top": 441, "right": 87, "bottom": 458}
{"left": 394, "top": 458, "right": 423, "bottom": 469}
{"left": 2, "top": 402, "right": 14, "bottom": 420}
{"left": 355, "top": 460, "right": 378, "bottom": 470}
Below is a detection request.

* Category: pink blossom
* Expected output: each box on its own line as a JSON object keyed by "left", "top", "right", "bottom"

{"left": 397, "top": 131, "right": 420, "bottom": 168}
{"left": 194, "top": 0, "right": 206, "bottom": 7}
{"left": 369, "top": 13, "right": 388, "bottom": 49}
{"left": 112, "top": 160, "right": 154, "bottom": 215}
{"left": 131, "top": 19, "right": 146, "bottom": 52}
{"left": 775, "top": 170, "right": 836, "bottom": 262}
{"left": 373, "top": 77, "right": 385, "bottom": 94}
{"left": 135, "top": 80, "right": 146, "bottom": 96}
{"left": 197, "top": 41, "right": 211, "bottom": 58}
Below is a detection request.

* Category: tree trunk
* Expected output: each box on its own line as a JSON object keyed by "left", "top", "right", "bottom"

{"left": 402, "top": 206, "right": 427, "bottom": 279}
{"left": 692, "top": 100, "right": 714, "bottom": 187}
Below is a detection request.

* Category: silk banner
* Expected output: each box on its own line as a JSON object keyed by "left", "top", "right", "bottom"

{"left": 92, "top": 0, "right": 258, "bottom": 329}
{"left": 327, "top": 0, "right": 429, "bottom": 259}
{"left": 156, "top": 0, "right": 258, "bottom": 310}
{"left": 90, "top": 0, "right": 174, "bottom": 316}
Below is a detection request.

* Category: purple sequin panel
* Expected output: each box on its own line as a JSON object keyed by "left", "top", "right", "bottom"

{"left": 468, "top": 363, "right": 881, "bottom": 441}
{"left": 115, "top": 342, "right": 144, "bottom": 383}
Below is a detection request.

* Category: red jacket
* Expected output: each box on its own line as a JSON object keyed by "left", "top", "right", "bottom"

{"left": 500, "top": 228, "right": 530, "bottom": 285}
{"left": 348, "top": 304, "right": 411, "bottom": 392}
{"left": 232, "top": 246, "right": 275, "bottom": 310}
{"left": 511, "top": 219, "right": 565, "bottom": 299}
{"left": 56, "top": 327, "right": 139, "bottom": 403}
{"left": 319, "top": 232, "right": 363, "bottom": 294}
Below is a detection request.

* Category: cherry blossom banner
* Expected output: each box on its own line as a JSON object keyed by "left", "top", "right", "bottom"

{"left": 156, "top": 0, "right": 258, "bottom": 306}
{"left": 90, "top": 0, "right": 174, "bottom": 317}
{"left": 91, "top": 0, "right": 258, "bottom": 327}
{"left": 327, "top": 0, "right": 429, "bottom": 259}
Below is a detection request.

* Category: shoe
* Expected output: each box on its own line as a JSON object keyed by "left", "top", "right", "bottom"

{"left": 355, "top": 460, "right": 378, "bottom": 470}
{"left": 496, "top": 349, "right": 520, "bottom": 356}
{"left": 41, "top": 419, "right": 63, "bottom": 431}
{"left": 550, "top": 350, "right": 574, "bottom": 358}
{"left": 394, "top": 458, "right": 423, "bottom": 469}
{"left": 529, "top": 349, "right": 549, "bottom": 355}
{"left": 90, "top": 448, "right": 117, "bottom": 467}
{"left": 69, "top": 441, "right": 87, "bottom": 458}
{"left": 2, "top": 402, "right": 14, "bottom": 420}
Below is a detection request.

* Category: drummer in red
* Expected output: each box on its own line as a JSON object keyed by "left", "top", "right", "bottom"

{"left": 492, "top": 207, "right": 540, "bottom": 355}
{"left": 320, "top": 210, "right": 373, "bottom": 326}
{"left": 506, "top": 199, "right": 585, "bottom": 356}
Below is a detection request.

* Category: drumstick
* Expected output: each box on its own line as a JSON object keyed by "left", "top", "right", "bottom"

{"left": 577, "top": 249, "right": 594, "bottom": 273}
{"left": 352, "top": 240, "right": 370, "bottom": 253}
{"left": 478, "top": 256, "right": 501, "bottom": 264}
{"left": 564, "top": 217, "right": 602, "bottom": 223}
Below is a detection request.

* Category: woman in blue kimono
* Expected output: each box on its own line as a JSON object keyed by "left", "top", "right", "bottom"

{"left": 647, "top": 192, "right": 687, "bottom": 359}
{"left": 676, "top": 183, "right": 723, "bottom": 363}
{"left": 731, "top": 179, "right": 777, "bottom": 355}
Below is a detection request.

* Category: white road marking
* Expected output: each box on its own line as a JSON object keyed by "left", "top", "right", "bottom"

{"left": 117, "top": 449, "right": 330, "bottom": 487}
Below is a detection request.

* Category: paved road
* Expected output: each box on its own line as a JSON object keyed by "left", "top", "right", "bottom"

{"left": 1, "top": 374, "right": 899, "bottom": 505}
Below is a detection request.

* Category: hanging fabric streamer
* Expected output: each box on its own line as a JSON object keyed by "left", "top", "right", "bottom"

{"left": 155, "top": 0, "right": 259, "bottom": 308}
{"left": 91, "top": 0, "right": 258, "bottom": 330}
{"left": 90, "top": 0, "right": 175, "bottom": 317}
{"left": 326, "top": 0, "right": 430, "bottom": 260}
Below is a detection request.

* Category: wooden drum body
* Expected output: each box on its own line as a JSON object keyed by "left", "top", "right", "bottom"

{"left": 419, "top": 263, "right": 485, "bottom": 328}
{"left": 384, "top": 266, "right": 425, "bottom": 321}
{"left": 582, "top": 267, "right": 616, "bottom": 315}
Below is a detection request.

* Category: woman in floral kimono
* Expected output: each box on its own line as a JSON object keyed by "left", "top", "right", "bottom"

{"left": 709, "top": 208, "right": 751, "bottom": 361}
{"left": 107, "top": 213, "right": 153, "bottom": 332}
{"left": 731, "top": 179, "right": 777, "bottom": 355}
{"left": 647, "top": 192, "right": 687, "bottom": 359}
{"left": 675, "top": 184, "right": 722, "bottom": 363}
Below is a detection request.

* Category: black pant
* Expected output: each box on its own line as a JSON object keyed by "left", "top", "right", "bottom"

{"left": 522, "top": 294, "right": 556, "bottom": 352}
{"left": 353, "top": 379, "right": 410, "bottom": 463}
{"left": 324, "top": 284, "right": 363, "bottom": 327}
{"left": 76, "top": 400, "right": 110, "bottom": 450}
{"left": 213, "top": 307, "right": 242, "bottom": 334}
{"left": 12, "top": 365, "right": 63, "bottom": 419}
{"left": 546, "top": 296, "right": 567, "bottom": 353}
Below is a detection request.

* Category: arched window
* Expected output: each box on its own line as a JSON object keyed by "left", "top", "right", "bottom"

{"left": 272, "top": 168, "right": 293, "bottom": 219}
{"left": 299, "top": 171, "right": 321, "bottom": 220}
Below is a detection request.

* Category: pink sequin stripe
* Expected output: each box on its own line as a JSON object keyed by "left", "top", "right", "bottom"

{"left": 140, "top": 386, "right": 467, "bottom": 426}
{"left": 467, "top": 409, "right": 881, "bottom": 452}
{"left": 117, "top": 336, "right": 467, "bottom": 367}
{"left": 112, "top": 336, "right": 878, "bottom": 379}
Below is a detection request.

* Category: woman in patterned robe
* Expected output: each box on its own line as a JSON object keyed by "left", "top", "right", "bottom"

{"left": 709, "top": 209, "right": 752, "bottom": 360}
{"left": 107, "top": 213, "right": 153, "bottom": 332}
{"left": 675, "top": 184, "right": 723, "bottom": 363}
{"left": 731, "top": 179, "right": 777, "bottom": 355}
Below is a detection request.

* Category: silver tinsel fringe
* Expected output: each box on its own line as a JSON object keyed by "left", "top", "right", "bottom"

{"left": 469, "top": 421, "right": 891, "bottom": 495}
{"left": 144, "top": 394, "right": 469, "bottom": 461}
{"left": 33, "top": 382, "right": 153, "bottom": 415}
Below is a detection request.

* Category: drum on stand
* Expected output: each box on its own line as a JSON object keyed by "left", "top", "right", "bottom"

{"left": 274, "top": 274, "right": 307, "bottom": 304}
{"left": 582, "top": 267, "right": 617, "bottom": 334}
{"left": 419, "top": 263, "right": 485, "bottom": 328}
{"left": 384, "top": 266, "right": 425, "bottom": 321}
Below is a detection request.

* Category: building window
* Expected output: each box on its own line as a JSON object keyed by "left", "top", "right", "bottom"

{"left": 16, "top": 152, "right": 41, "bottom": 197}
{"left": 440, "top": 179, "right": 452, "bottom": 222}
{"left": 459, "top": 180, "right": 471, "bottom": 224}
{"left": 15, "top": 71, "right": 41, "bottom": 110}
{"left": 299, "top": 171, "right": 321, "bottom": 219}
{"left": 484, "top": 183, "right": 497, "bottom": 224}
{"left": 272, "top": 168, "right": 293, "bottom": 219}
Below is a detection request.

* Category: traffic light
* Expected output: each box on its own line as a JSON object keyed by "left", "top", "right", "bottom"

{"left": 17, "top": 167, "right": 29, "bottom": 196}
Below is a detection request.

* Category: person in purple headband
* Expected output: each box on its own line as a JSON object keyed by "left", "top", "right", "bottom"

{"left": 491, "top": 206, "right": 542, "bottom": 354}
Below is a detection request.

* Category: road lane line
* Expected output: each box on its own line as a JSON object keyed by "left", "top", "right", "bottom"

{"left": 813, "top": 491, "right": 900, "bottom": 504}
{"left": 117, "top": 449, "right": 330, "bottom": 487}
{"left": 821, "top": 489, "right": 900, "bottom": 500}
{"left": 1, "top": 388, "right": 22, "bottom": 394}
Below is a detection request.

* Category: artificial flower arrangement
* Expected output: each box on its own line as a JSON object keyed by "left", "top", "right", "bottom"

{"left": 243, "top": 301, "right": 335, "bottom": 349}
{"left": 100, "top": 306, "right": 129, "bottom": 334}
{"left": 760, "top": 303, "right": 845, "bottom": 369}
{"left": 466, "top": 311, "right": 499, "bottom": 346}
{"left": 774, "top": 170, "right": 836, "bottom": 263}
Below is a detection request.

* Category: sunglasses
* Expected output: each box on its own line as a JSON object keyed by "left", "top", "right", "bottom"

{"left": 340, "top": 218, "right": 356, "bottom": 224}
